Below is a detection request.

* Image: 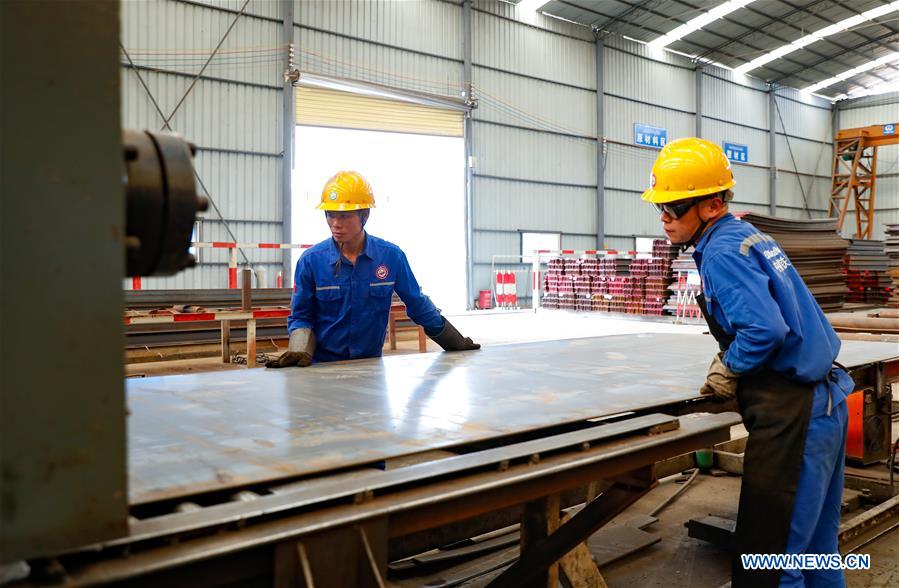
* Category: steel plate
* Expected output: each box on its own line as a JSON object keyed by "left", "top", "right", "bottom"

{"left": 127, "top": 333, "right": 899, "bottom": 504}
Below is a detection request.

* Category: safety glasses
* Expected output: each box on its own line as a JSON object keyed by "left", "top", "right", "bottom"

{"left": 653, "top": 195, "right": 713, "bottom": 220}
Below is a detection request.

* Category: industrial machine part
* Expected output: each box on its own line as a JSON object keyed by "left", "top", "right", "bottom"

{"left": 845, "top": 387, "right": 893, "bottom": 465}
{"left": 4, "top": 334, "right": 894, "bottom": 587}
{"left": 843, "top": 357, "right": 898, "bottom": 466}
{"left": 830, "top": 123, "right": 899, "bottom": 239}
{"left": 18, "top": 411, "right": 740, "bottom": 586}
{"left": 123, "top": 128, "right": 207, "bottom": 277}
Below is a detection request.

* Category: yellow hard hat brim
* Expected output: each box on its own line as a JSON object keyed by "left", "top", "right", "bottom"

{"left": 316, "top": 202, "right": 375, "bottom": 211}
{"left": 642, "top": 178, "right": 736, "bottom": 204}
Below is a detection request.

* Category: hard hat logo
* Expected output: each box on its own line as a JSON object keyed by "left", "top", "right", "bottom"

{"left": 641, "top": 137, "right": 736, "bottom": 205}
{"left": 317, "top": 171, "right": 376, "bottom": 211}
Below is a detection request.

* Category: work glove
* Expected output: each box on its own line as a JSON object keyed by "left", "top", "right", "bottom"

{"left": 265, "top": 328, "right": 315, "bottom": 368}
{"left": 428, "top": 318, "right": 480, "bottom": 352}
{"left": 699, "top": 351, "right": 739, "bottom": 400}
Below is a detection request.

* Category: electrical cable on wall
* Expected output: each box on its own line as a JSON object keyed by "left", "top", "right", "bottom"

{"left": 120, "top": 48, "right": 252, "bottom": 265}
{"left": 772, "top": 89, "right": 814, "bottom": 219}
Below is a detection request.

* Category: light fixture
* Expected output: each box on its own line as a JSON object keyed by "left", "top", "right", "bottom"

{"left": 516, "top": 0, "right": 547, "bottom": 13}
{"left": 735, "top": 1, "right": 899, "bottom": 74}
{"left": 844, "top": 75, "right": 899, "bottom": 99}
{"left": 802, "top": 51, "right": 899, "bottom": 94}
{"left": 647, "top": 0, "right": 757, "bottom": 50}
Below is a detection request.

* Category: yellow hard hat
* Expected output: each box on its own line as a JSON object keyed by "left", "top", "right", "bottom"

{"left": 641, "top": 137, "right": 736, "bottom": 204}
{"left": 317, "top": 171, "right": 375, "bottom": 211}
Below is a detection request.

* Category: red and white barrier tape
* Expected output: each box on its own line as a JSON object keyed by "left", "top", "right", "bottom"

{"left": 192, "top": 242, "right": 314, "bottom": 249}
{"left": 534, "top": 249, "right": 640, "bottom": 256}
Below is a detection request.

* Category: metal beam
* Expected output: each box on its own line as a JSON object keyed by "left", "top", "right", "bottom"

{"left": 591, "top": 0, "right": 659, "bottom": 33}
{"left": 281, "top": 0, "right": 294, "bottom": 287}
{"left": 692, "top": 0, "right": 829, "bottom": 62}
{"left": 769, "top": 0, "right": 899, "bottom": 83}
{"left": 615, "top": 0, "right": 889, "bottom": 87}
{"left": 695, "top": 66, "right": 703, "bottom": 137}
{"left": 769, "top": 87, "right": 777, "bottom": 215}
{"left": 557, "top": 0, "right": 824, "bottom": 86}
{"left": 29, "top": 411, "right": 740, "bottom": 584}
{"left": 464, "top": 0, "right": 474, "bottom": 309}
{"left": 1, "top": 0, "right": 127, "bottom": 561}
{"left": 595, "top": 34, "right": 606, "bottom": 249}
{"left": 771, "top": 29, "right": 899, "bottom": 88}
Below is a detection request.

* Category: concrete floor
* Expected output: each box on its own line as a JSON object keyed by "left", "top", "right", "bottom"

{"left": 601, "top": 472, "right": 899, "bottom": 588}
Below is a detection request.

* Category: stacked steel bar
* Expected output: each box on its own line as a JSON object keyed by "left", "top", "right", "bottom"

{"left": 580, "top": 258, "right": 605, "bottom": 311}
{"left": 843, "top": 239, "right": 890, "bottom": 305}
{"left": 739, "top": 213, "right": 849, "bottom": 312}
{"left": 665, "top": 248, "right": 702, "bottom": 318}
{"left": 646, "top": 239, "right": 679, "bottom": 315}
{"left": 542, "top": 246, "right": 680, "bottom": 316}
{"left": 543, "top": 258, "right": 593, "bottom": 310}
{"left": 886, "top": 224, "right": 899, "bottom": 307}
{"left": 598, "top": 257, "right": 633, "bottom": 313}
{"left": 626, "top": 259, "right": 649, "bottom": 314}
{"left": 562, "top": 259, "right": 589, "bottom": 311}
{"left": 542, "top": 258, "right": 566, "bottom": 309}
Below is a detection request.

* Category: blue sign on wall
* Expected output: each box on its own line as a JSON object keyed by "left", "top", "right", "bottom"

{"left": 885, "top": 123, "right": 896, "bottom": 135}
{"left": 723, "top": 141, "right": 748, "bottom": 163}
{"left": 634, "top": 124, "right": 667, "bottom": 149}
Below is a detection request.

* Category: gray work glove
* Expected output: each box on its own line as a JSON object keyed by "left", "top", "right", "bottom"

{"left": 428, "top": 318, "right": 480, "bottom": 352}
{"left": 699, "top": 351, "right": 739, "bottom": 399}
{"left": 266, "top": 328, "right": 315, "bottom": 368}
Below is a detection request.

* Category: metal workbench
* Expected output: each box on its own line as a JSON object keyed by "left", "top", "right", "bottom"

{"left": 128, "top": 333, "right": 899, "bottom": 505}
{"left": 14, "top": 333, "right": 896, "bottom": 587}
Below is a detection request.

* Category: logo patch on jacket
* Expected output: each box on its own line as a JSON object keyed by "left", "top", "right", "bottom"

{"left": 375, "top": 264, "right": 389, "bottom": 280}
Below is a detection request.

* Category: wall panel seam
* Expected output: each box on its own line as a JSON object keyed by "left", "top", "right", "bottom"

{"left": 473, "top": 173, "right": 596, "bottom": 189}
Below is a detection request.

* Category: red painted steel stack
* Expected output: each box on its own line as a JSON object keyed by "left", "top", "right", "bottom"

{"left": 646, "top": 239, "right": 679, "bottom": 315}
{"left": 597, "top": 257, "right": 632, "bottom": 312}
{"left": 887, "top": 224, "right": 899, "bottom": 308}
{"left": 843, "top": 239, "right": 890, "bottom": 305}
{"left": 542, "top": 242, "right": 684, "bottom": 316}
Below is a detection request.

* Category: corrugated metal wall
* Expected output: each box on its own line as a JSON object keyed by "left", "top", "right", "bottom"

{"left": 120, "top": 0, "right": 285, "bottom": 289}
{"left": 470, "top": 1, "right": 595, "bottom": 303}
{"left": 771, "top": 87, "right": 833, "bottom": 218}
{"left": 120, "top": 0, "right": 849, "bottom": 301}
{"left": 836, "top": 92, "right": 899, "bottom": 240}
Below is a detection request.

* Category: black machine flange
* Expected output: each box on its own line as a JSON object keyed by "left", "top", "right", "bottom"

{"left": 123, "top": 129, "right": 208, "bottom": 277}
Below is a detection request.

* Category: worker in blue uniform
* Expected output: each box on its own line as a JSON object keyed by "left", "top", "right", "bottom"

{"left": 267, "top": 170, "right": 479, "bottom": 368}
{"left": 643, "top": 138, "right": 853, "bottom": 588}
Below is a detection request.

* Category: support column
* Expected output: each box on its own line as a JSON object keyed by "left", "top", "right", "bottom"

{"left": 695, "top": 66, "right": 703, "bottom": 137}
{"left": 1, "top": 0, "right": 127, "bottom": 559}
{"left": 830, "top": 100, "right": 840, "bottom": 224}
{"left": 281, "top": 0, "right": 295, "bottom": 287}
{"left": 594, "top": 32, "right": 605, "bottom": 249}
{"left": 768, "top": 87, "right": 777, "bottom": 216}
{"left": 463, "top": 0, "right": 474, "bottom": 309}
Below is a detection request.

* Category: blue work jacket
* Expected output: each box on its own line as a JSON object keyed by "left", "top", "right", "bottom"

{"left": 693, "top": 213, "right": 852, "bottom": 414}
{"left": 288, "top": 233, "right": 445, "bottom": 362}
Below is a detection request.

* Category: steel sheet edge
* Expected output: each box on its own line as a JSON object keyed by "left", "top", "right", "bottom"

{"left": 127, "top": 333, "right": 899, "bottom": 504}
